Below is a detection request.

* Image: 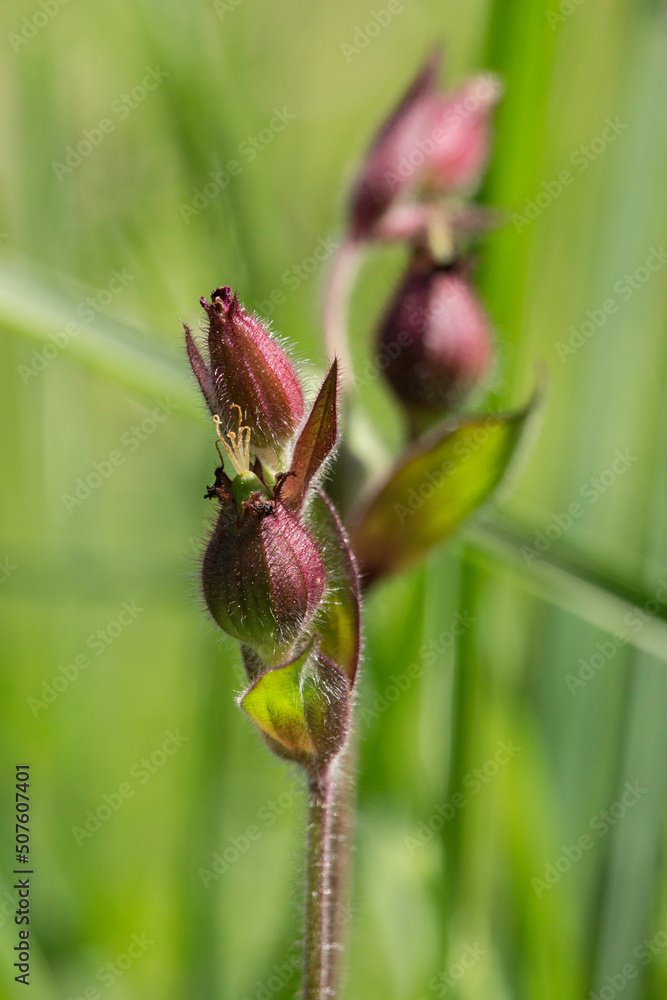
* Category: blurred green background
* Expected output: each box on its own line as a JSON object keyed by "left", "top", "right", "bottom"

{"left": 1, "top": 0, "right": 667, "bottom": 998}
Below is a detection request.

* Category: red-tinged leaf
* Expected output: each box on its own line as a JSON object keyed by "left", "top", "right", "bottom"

{"left": 281, "top": 360, "right": 338, "bottom": 513}
{"left": 309, "top": 490, "right": 361, "bottom": 684}
{"left": 351, "top": 400, "right": 537, "bottom": 584}
{"left": 184, "top": 323, "right": 219, "bottom": 417}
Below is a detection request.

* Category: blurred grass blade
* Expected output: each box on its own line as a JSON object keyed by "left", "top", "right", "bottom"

{"left": 0, "top": 255, "right": 201, "bottom": 417}
{"left": 465, "top": 515, "right": 667, "bottom": 661}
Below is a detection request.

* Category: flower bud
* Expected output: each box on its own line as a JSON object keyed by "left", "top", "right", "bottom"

{"left": 203, "top": 495, "right": 326, "bottom": 665}
{"left": 348, "top": 54, "right": 502, "bottom": 240}
{"left": 185, "top": 286, "right": 304, "bottom": 453}
{"left": 202, "top": 415, "right": 326, "bottom": 664}
{"left": 422, "top": 74, "right": 502, "bottom": 194}
{"left": 377, "top": 250, "right": 493, "bottom": 425}
{"left": 349, "top": 51, "right": 439, "bottom": 240}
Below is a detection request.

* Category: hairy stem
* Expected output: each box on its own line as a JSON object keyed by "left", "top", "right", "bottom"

{"left": 303, "top": 772, "right": 334, "bottom": 999}
{"left": 323, "top": 730, "right": 357, "bottom": 993}
{"left": 303, "top": 732, "right": 357, "bottom": 999}
{"left": 323, "top": 239, "right": 362, "bottom": 387}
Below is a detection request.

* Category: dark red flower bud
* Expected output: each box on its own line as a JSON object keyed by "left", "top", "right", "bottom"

{"left": 184, "top": 286, "right": 304, "bottom": 454}
{"left": 202, "top": 479, "right": 326, "bottom": 666}
{"left": 376, "top": 250, "right": 493, "bottom": 426}
{"left": 422, "top": 74, "right": 502, "bottom": 194}
{"left": 349, "top": 51, "right": 439, "bottom": 240}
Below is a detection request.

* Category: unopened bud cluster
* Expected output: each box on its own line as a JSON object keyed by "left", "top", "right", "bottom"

{"left": 185, "top": 289, "right": 360, "bottom": 778}
{"left": 348, "top": 49, "right": 500, "bottom": 431}
{"left": 186, "top": 288, "right": 330, "bottom": 667}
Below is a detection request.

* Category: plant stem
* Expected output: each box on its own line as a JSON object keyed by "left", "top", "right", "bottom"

{"left": 323, "top": 239, "right": 362, "bottom": 387}
{"left": 323, "top": 730, "right": 357, "bottom": 993}
{"left": 302, "top": 731, "right": 357, "bottom": 999}
{"left": 303, "top": 772, "right": 334, "bottom": 999}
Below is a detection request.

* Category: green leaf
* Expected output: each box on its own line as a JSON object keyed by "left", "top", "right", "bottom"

{"left": 351, "top": 402, "right": 537, "bottom": 583}
{"left": 281, "top": 360, "right": 338, "bottom": 513}
{"left": 240, "top": 645, "right": 350, "bottom": 768}
{"left": 309, "top": 490, "right": 361, "bottom": 683}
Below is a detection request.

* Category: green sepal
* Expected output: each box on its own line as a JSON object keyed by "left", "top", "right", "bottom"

{"left": 240, "top": 643, "right": 351, "bottom": 771}
{"left": 309, "top": 490, "right": 361, "bottom": 684}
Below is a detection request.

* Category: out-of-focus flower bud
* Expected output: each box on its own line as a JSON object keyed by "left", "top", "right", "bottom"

{"left": 376, "top": 249, "right": 493, "bottom": 427}
{"left": 348, "top": 53, "right": 502, "bottom": 241}
{"left": 349, "top": 51, "right": 439, "bottom": 240}
{"left": 202, "top": 412, "right": 326, "bottom": 666}
{"left": 185, "top": 286, "right": 304, "bottom": 454}
{"left": 422, "top": 74, "right": 503, "bottom": 194}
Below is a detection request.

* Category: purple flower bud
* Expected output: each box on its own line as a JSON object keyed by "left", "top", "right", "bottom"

{"left": 185, "top": 287, "right": 304, "bottom": 453}
{"left": 348, "top": 54, "right": 502, "bottom": 240}
{"left": 422, "top": 74, "right": 502, "bottom": 194}
{"left": 377, "top": 250, "right": 493, "bottom": 423}
{"left": 202, "top": 441, "right": 327, "bottom": 665}
{"left": 349, "top": 51, "right": 439, "bottom": 240}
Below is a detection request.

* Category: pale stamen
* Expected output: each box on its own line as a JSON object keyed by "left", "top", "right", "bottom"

{"left": 213, "top": 405, "right": 252, "bottom": 476}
